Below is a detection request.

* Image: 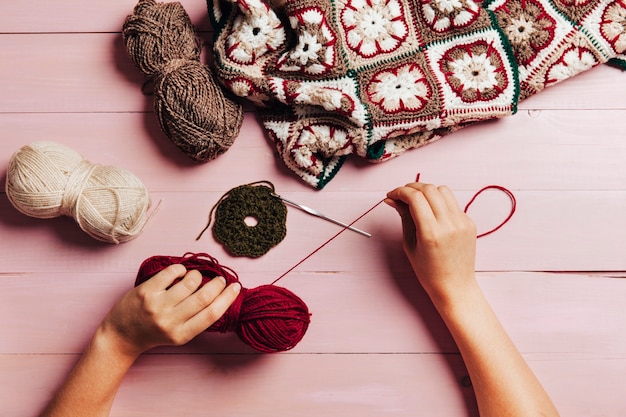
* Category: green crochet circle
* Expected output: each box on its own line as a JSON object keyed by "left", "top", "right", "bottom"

{"left": 213, "top": 183, "right": 287, "bottom": 258}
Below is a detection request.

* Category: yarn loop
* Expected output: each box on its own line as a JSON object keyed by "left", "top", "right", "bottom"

{"left": 135, "top": 253, "right": 311, "bottom": 353}
{"left": 5, "top": 142, "right": 151, "bottom": 244}
{"left": 123, "top": 0, "right": 243, "bottom": 162}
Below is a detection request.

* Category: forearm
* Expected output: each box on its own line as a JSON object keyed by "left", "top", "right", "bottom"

{"left": 39, "top": 325, "right": 138, "bottom": 417}
{"left": 38, "top": 265, "right": 239, "bottom": 417}
{"left": 433, "top": 279, "right": 559, "bottom": 417}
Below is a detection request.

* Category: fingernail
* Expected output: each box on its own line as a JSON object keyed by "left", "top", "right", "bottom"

{"left": 216, "top": 276, "right": 227, "bottom": 285}
{"left": 232, "top": 282, "right": 242, "bottom": 293}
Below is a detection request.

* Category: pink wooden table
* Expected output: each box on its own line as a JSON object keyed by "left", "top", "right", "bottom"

{"left": 1, "top": 1, "right": 626, "bottom": 415}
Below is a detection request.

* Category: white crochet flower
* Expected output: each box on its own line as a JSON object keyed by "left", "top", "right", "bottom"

{"left": 294, "top": 85, "right": 349, "bottom": 111}
{"left": 278, "top": 7, "right": 336, "bottom": 75}
{"left": 227, "top": 11, "right": 285, "bottom": 64}
{"left": 602, "top": 2, "right": 626, "bottom": 53}
{"left": 504, "top": 15, "right": 537, "bottom": 45}
{"left": 367, "top": 63, "right": 430, "bottom": 112}
{"left": 546, "top": 47, "right": 597, "bottom": 85}
{"left": 421, "top": 0, "right": 479, "bottom": 32}
{"left": 290, "top": 31, "right": 323, "bottom": 66}
{"left": 448, "top": 52, "right": 498, "bottom": 92}
{"left": 432, "top": 0, "right": 463, "bottom": 13}
{"left": 292, "top": 124, "right": 351, "bottom": 170}
{"left": 341, "top": 0, "right": 408, "bottom": 57}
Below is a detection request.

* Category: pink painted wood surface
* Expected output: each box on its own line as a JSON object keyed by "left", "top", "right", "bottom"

{"left": 3, "top": 353, "right": 626, "bottom": 417}
{"left": 1, "top": 33, "right": 625, "bottom": 113}
{"left": 2, "top": 272, "right": 625, "bottom": 356}
{"left": 1, "top": 1, "right": 626, "bottom": 416}
{"left": 0, "top": 0, "right": 213, "bottom": 32}
{"left": 1, "top": 187, "right": 626, "bottom": 272}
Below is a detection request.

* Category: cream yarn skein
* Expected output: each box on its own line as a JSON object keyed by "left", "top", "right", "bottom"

{"left": 5, "top": 142, "right": 151, "bottom": 244}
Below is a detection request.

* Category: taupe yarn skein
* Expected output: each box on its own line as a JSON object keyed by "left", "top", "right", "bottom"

{"left": 122, "top": 0, "right": 243, "bottom": 161}
{"left": 5, "top": 142, "right": 151, "bottom": 244}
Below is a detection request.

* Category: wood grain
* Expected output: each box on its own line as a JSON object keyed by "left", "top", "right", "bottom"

{"left": 1, "top": 1, "right": 626, "bottom": 416}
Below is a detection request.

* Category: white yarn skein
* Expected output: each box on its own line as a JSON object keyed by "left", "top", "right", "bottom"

{"left": 5, "top": 142, "right": 151, "bottom": 244}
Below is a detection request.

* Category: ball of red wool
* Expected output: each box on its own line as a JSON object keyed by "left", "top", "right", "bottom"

{"left": 134, "top": 253, "right": 310, "bottom": 353}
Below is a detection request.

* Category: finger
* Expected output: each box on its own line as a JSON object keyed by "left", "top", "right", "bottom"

{"left": 165, "top": 269, "right": 204, "bottom": 305}
{"left": 399, "top": 206, "right": 417, "bottom": 250}
{"left": 403, "top": 183, "right": 450, "bottom": 219}
{"left": 387, "top": 185, "right": 443, "bottom": 245}
{"left": 174, "top": 276, "right": 228, "bottom": 321}
{"left": 384, "top": 198, "right": 416, "bottom": 250}
{"left": 437, "top": 185, "right": 463, "bottom": 213}
{"left": 139, "top": 264, "right": 187, "bottom": 292}
{"left": 383, "top": 197, "right": 408, "bottom": 215}
{"left": 387, "top": 185, "right": 437, "bottom": 226}
{"left": 184, "top": 282, "right": 242, "bottom": 335}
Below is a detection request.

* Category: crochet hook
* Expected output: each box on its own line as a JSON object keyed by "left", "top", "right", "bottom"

{"left": 271, "top": 193, "right": 371, "bottom": 237}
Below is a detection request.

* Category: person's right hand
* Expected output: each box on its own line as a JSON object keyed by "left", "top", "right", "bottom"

{"left": 385, "top": 182, "right": 478, "bottom": 306}
{"left": 98, "top": 264, "right": 241, "bottom": 359}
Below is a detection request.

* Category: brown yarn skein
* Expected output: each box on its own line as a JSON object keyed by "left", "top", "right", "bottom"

{"left": 122, "top": 0, "right": 243, "bottom": 162}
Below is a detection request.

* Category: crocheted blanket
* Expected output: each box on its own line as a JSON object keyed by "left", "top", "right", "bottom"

{"left": 208, "top": 0, "right": 626, "bottom": 188}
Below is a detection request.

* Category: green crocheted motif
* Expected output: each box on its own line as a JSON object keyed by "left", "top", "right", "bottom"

{"left": 211, "top": 182, "right": 287, "bottom": 258}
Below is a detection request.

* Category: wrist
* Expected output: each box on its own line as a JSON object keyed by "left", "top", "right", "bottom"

{"left": 424, "top": 273, "right": 481, "bottom": 313}
{"left": 92, "top": 322, "right": 143, "bottom": 366}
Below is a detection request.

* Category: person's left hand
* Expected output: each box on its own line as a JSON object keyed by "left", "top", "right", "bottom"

{"left": 98, "top": 264, "right": 241, "bottom": 359}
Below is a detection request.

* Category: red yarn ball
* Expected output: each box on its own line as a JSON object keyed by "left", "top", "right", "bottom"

{"left": 134, "top": 253, "right": 310, "bottom": 353}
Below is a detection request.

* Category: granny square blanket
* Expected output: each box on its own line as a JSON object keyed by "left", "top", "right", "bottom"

{"left": 208, "top": 0, "right": 626, "bottom": 188}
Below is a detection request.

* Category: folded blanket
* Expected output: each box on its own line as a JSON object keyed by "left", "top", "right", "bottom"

{"left": 208, "top": 0, "right": 626, "bottom": 188}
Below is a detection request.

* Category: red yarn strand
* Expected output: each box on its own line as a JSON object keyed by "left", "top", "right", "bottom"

{"left": 271, "top": 198, "right": 386, "bottom": 285}
{"left": 464, "top": 185, "right": 517, "bottom": 238}
{"left": 272, "top": 177, "right": 516, "bottom": 285}
{"left": 134, "top": 181, "right": 515, "bottom": 353}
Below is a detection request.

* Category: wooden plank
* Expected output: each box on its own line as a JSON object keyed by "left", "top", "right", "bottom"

{"left": 1, "top": 353, "right": 625, "bottom": 417}
{"left": 0, "top": 113, "right": 305, "bottom": 194}
{"left": 1, "top": 2, "right": 625, "bottom": 417}
{"left": 0, "top": 34, "right": 625, "bottom": 113}
{"left": 0, "top": 33, "right": 148, "bottom": 113}
{"left": 517, "top": 64, "right": 626, "bottom": 110}
{"left": 2, "top": 108, "right": 626, "bottom": 194}
{"left": 2, "top": 271, "right": 625, "bottom": 355}
{"left": 0, "top": 0, "right": 213, "bottom": 33}
{"left": 1, "top": 185, "right": 625, "bottom": 271}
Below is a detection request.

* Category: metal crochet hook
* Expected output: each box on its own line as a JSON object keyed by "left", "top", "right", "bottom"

{"left": 271, "top": 193, "right": 371, "bottom": 238}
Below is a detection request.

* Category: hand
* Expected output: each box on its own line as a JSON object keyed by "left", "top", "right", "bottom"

{"left": 385, "top": 182, "right": 477, "bottom": 305}
{"left": 98, "top": 264, "right": 241, "bottom": 359}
